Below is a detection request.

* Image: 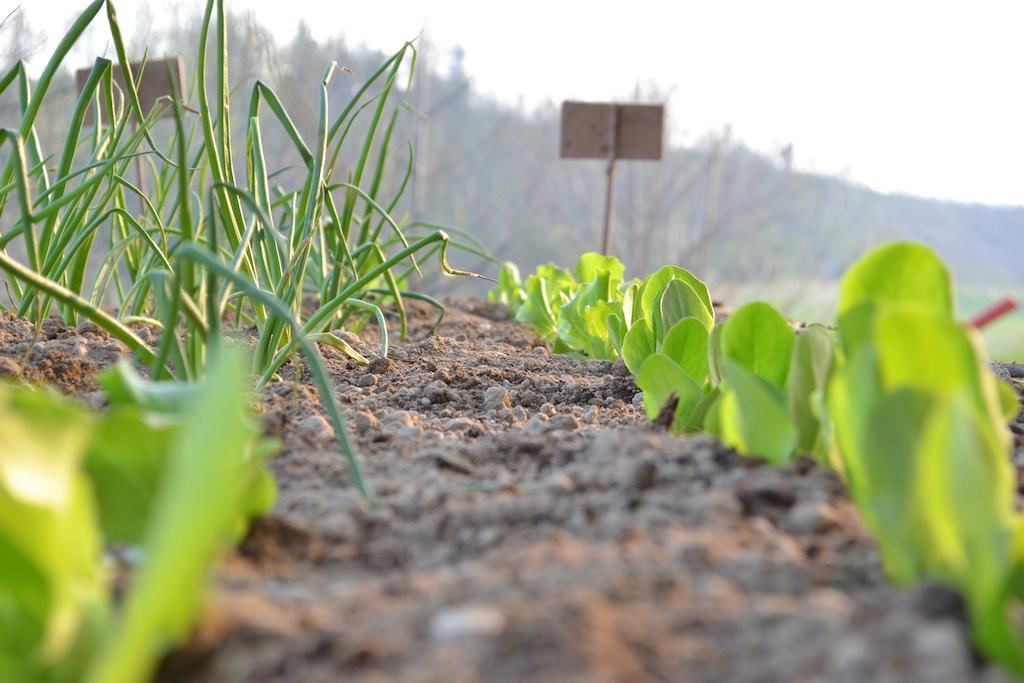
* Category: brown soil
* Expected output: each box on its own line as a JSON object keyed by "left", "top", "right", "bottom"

{"left": 3, "top": 302, "right": 1023, "bottom": 683}
{"left": 0, "top": 312, "right": 128, "bottom": 393}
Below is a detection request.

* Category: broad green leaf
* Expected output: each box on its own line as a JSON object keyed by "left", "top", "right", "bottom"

{"left": 83, "top": 410, "right": 175, "bottom": 544}
{"left": 914, "top": 396, "right": 1024, "bottom": 673}
{"left": 622, "top": 319, "right": 656, "bottom": 374}
{"left": 707, "top": 322, "right": 725, "bottom": 386}
{"left": 837, "top": 241, "right": 953, "bottom": 354}
{"left": 574, "top": 252, "right": 625, "bottom": 285}
{"left": 874, "top": 306, "right": 1012, "bottom": 458}
{"left": 515, "top": 275, "right": 557, "bottom": 339}
{"left": 835, "top": 301, "right": 877, "bottom": 356}
{"left": 557, "top": 273, "right": 617, "bottom": 358}
{"left": 635, "top": 265, "right": 713, "bottom": 330}
{"left": 635, "top": 354, "right": 703, "bottom": 431}
{"left": 232, "top": 439, "right": 279, "bottom": 543}
{"left": 620, "top": 281, "right": 638, "bottom": 328}
{"left": 915, "top": 395, "right": 1016, "bottom": 579}
{"left": 487, "top": 261, "right": 525, "bottom": 308}
{"left": 580, "top": 300, "right": 618, "bottom": 359}
{"left": 515, "top": 264, "right": 576, "bottom": 341}
{"left": 858, "top": 388, "right": 936, "bottom": 585}
{"left": 92, "top": 363, "right": 278, "bottom": 548}
{"left": 826, "top": 347, "right": 881, "bottom": 492}
{"left": 721, "top": 301, "right": 795, "bottom": 390}
{"left": 551, "top": 338, "right": 575, "bottom": 355}
{"left": 0, "top": 385, "right": 105, "bottom": 677}
{"left": 787, "top": 324, "right": 834, "bottom": 453}
{"left": 997, "top": 380, "right": 1020, "bottom": 422}
{"left": 656, "top": 278, "right": 713, "bottom": 337}
{"left": 607, "top": 311, "right": 628, "bottom": 357}
{"left": 686, "top": 386, "right": 720, "bottom": 432}
{"left": 809, "top": 387, "right": 838, "bottom": 469}
{"left": 535, "top": 263, "right": 577, "bottom": 301}
{"left": 874, "top": 307, "right": 979, "bottom": 395}
{"left": 661, "top": 317, "right": 710, "bottom": 384}
{"left": 100, "top": 362, "right": 195, "bottom": 414}
{"left": 720, "top": 359, "right": 797, "bottom": 464}
{"left": 702, "top": 389, "right": 723, "bottom": 435}
{"left": 838, "top": 241, "right": 953, "bottom": 318}
{"left": 0, "top": 389, "right": 93, "bottom": 510}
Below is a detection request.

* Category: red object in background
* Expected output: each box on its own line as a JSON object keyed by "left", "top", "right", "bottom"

{"left": 970, "top": 295, "right": 1019, "bottom": 330}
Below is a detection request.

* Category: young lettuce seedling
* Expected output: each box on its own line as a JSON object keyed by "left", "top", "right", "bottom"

{"left": 622, "top": 266, "right": 714, "bottom": 373}
{"left": 493, "top": 253, "right": 632, "bottom": 357}
{"left": 828, "top": 241, "right": 1024, "bottom": 673}
{"left": 559, "top": 254, "right": 633, "bottom": 358}
{"left": 0, "top": 386, "right": 106, "bottom": 683}
{"left": 487, "top": 262, "right": 526, "bottom": 309}
{"left": 0, "top": 350, "right": 276, "bottom": 683}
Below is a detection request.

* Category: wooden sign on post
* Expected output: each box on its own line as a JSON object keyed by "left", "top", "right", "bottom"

{"left": 74, "top": 56, "right": 185, "bottom": 126}
{"left": 75, "top": 57, "right": 184, "bottom": 214}
{"left": 560, "top": 101, "right": 665, "bottom": 254}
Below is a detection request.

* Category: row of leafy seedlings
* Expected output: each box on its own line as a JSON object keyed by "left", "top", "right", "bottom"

{"left": 0, "top": 0, "right": 484, "bottom": 680}
{"left": 492, "top": 243, "right": 1024, "bottom": 674}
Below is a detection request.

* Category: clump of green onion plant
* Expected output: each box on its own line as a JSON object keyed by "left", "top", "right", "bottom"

{"left": 0, "top": 0, "right": 486, "bottom": 501}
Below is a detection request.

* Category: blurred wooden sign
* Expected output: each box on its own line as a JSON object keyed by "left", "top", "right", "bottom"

{"left": 75, "top": 56, "right": 185, "bottom": 126}
{"left": 560, "top": 100, "right": 666, "bottom": 255}
{"left": 560, "top": 101, "right": 664, "bottom": 160}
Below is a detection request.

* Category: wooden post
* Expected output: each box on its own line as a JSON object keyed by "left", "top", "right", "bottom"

{"left": 602, "top": 105, "right": 619, "bottom": 255}
{"left": 602, "top": 157, "right": 617, "bottom": 255}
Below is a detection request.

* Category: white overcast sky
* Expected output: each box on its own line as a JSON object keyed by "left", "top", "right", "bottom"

{"left": 12, "top": 0, "right": 1024, "bottom": 206}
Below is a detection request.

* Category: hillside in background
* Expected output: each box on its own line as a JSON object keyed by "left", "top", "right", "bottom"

{"left": 3, "top": 8, "right": 1021, "bottom": 354}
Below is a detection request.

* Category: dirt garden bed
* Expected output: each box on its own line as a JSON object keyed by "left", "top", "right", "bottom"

{"left": 2, "top": 301, "right": 1023, "bottom": 683}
